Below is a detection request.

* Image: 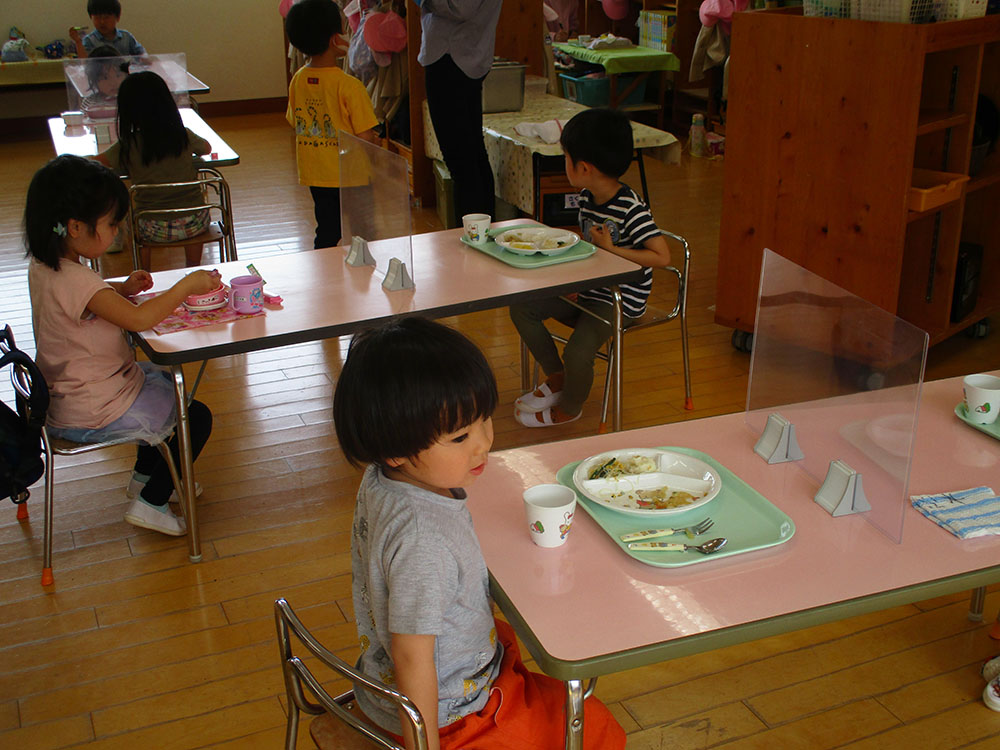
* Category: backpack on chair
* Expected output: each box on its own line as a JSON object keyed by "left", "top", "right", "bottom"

{"left": 0, "top": 325, "right": 49, "bottom": 505}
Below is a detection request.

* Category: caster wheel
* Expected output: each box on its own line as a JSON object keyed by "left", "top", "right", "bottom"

{"left": 863, "top": 370, "right": 886, "bottom": 391}
{"left": 731, "top": 330, "right": 754, "bottom": 353}
{"left": 966, "top": 318, "right": 991, "bottom": 339}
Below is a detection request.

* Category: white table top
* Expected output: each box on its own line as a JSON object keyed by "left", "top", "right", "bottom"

{"left": 132, "top": 221, "right": 643, "bottom": 365}
{"left": 469, "top": 373, "right": 1000, "bottom": 679}
{"left": 47, "top": 107, "right": 238, "bottom": 166}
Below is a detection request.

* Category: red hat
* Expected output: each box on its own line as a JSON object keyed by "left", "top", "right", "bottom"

{"left": 602, "top": 0, "right": 628, "bottom": 20}
{"left": 363, "top": 10, "right": 407, "bottom": 54}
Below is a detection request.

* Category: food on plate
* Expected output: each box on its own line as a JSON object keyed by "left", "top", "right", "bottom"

{"left": 588, "top": 453, "right": 658, "bottom": 479}
{"left": 635, "top": 488, "right": 696, "bottom": 509}
{"left": 500, "top": 230, "right": 575, "bottom": 250}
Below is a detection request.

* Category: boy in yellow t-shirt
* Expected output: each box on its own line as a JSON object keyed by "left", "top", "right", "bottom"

{"left": 285, "top": 0, "right": 378, "bottom": 249}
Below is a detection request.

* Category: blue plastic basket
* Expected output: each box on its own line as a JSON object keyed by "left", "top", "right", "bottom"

{"left": 559, "top": 73, "right": 647, "bottom": 108}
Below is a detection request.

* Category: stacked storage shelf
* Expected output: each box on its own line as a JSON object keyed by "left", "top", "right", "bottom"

{"left": 716, "top": 10, "right": 1000, "bottom": 345}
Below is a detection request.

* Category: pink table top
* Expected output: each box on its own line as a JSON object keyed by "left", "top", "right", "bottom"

{"left": 132, "top": 222, "right": 642, "bottom": 365}
{"left": 469, "top": 373, "right": 1000, "bottom": 679}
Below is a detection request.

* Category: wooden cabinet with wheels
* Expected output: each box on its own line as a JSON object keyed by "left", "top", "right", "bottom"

{"left": 717, "top": 10, "right": 1000, "bottom": 346}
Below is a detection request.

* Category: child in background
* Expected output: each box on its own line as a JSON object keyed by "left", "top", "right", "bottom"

{"left": 69, "top": 0, "right": 145, "bottom": 59}
{"left": 285, "top": 0, "right": 378, "bottom": 249}
{"left": 24, "top": 155, "right": 218, "bottom": 535}
{"left": 332, "top": 317, "right": 625, "bottom": 750}
{"left": 510, "top": 108, "right": 672, "bottom": 427}
{"left": 95, "top": 71, "right": 211, "bottom": 269}
{"left": 80, "top": 45, "right": 129, "bottom": 120}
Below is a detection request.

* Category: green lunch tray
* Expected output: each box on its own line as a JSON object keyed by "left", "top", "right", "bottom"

{"left": 955, "top": 403, "right": 1000, "bottom": 442}
{"left": 556, "top": 446, "right": 796, "bottom": 568}
{"left": 460, "top": 224, "right": 596, "bottom": 269}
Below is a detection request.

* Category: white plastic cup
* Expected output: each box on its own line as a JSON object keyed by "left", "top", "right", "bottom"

{"left": 462, "top": 213, "right": 491, "bottom": 244}
{"left": 523, "top": 484, "right": 577, "bottom": 549}
{"left": 963, "top": 373, "right": 1000, "bottom": 425}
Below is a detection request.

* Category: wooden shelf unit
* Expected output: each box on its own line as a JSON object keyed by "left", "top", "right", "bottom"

{"left": 716, "top": 10, "right": 1000, "bottom": 345}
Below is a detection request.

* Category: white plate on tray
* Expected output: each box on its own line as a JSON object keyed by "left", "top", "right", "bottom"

{"left": 494, "top": 227, "right": 580, "bottom": 256}
{"left": 182, "top": 299, "right": 228, "bottom": 312}
{"left": 571, "top": 448, "right": 722, "bottom": 516}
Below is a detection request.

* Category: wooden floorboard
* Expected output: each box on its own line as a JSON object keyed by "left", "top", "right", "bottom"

{"left": 1, "top": 112, "right": 998, "bottom": 748}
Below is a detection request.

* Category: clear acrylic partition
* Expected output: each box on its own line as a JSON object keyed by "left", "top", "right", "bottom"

{"left": 745, "top": 250, "right": 928, "bottom": 543}
{"left": 64, "top": 53, "right": 191, "bottom": 122}
{"left": 338, "top": 130, "right": 414, "bottom": 283}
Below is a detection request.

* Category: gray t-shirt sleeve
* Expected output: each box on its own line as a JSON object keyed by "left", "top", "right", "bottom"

{"left": 382, "top": 515, "right": 459, "bottom": 635}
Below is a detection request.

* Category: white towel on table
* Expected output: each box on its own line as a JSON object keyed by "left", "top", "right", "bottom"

{"left": 513, "top": 119, "right": 565, "bottom": 144}
{"left": 910, "top": 486, "right": 1000, "bottom": 539}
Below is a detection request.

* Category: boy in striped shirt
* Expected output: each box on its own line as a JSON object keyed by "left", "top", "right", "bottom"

{"left": 510, "top": 108, "right": 672, "bottom": 426}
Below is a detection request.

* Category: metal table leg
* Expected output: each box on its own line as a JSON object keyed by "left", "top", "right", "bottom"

{"left": 564, "top": 679, "right": 585, "bottom": 750}
{"left": 171, "top": 365, "right": 201, "bottom": 562}
{"left": 520, "top": 339, "right": 532, "bottom": 392}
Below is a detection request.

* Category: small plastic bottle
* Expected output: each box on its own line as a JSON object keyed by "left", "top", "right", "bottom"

{"left": 688, "top": 113, "right": 707, "bottom": 158}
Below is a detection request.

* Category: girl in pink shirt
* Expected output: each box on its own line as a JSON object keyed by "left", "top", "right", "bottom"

{"left": 24, "top": 155, "right": 220, "bottom": 536}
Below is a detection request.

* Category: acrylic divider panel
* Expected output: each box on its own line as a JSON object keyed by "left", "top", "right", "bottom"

{"left": 338, "top": 130, "right": 414, "bottom": 285}
{"left": 63, "top": 53, "right": 191, "bottom": 122}
{"left": 745, "top": 249, "right": 928, "bottom": 543}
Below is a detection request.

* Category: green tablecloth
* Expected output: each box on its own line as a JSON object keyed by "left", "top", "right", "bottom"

{"left": 554, "top": 43, "right": 680, "bottom": 75}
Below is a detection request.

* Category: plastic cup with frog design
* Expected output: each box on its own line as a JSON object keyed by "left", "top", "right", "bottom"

{"left": 462, "top": 213, "right": 491, "bottom": 244}
{"left": 963, "top": 373, "right": 1000, "bottom": 425}
{"left": 523, "top": 484, "right": 577, "bottom": 548}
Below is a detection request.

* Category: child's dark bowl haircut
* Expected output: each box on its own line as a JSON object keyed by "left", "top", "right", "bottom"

{"left": 85, "top": 45, "right": 128, "bottom": 94}
{"left": 333, "top": 317, "right": 498, "bottom": 468}
{"left": 560, "top": 107, "right": 634, "bottom": 178}
{"left": 285, "top": 0, "right": 343, "bottom": 57}
{"left": 88, "top": 0, "right": 122, "bottom": 16}
{"left": 23, "top": 155, "right": 128, "bottom": 271}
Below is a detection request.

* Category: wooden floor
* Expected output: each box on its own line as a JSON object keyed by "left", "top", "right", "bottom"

{"left": 1, "top": 113, "right": 999, "bottom": 749}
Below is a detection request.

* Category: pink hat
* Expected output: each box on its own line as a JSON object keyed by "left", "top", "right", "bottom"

{"left": 363, "top": 10, "right": 407, "bottom": 54}
{"left": 602, "top": 0, "right": 628, "bottom": 20}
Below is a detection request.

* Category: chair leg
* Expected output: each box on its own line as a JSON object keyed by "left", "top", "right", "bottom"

{"left": 519, "top": 340, "right": 532, "bottom": 392}
{"left": 680, "top": 297, "right": 693, "bottom": 412}
{"left": 599, "top": 343, "right": 614, "bottom": 433}
{"left": 41, "top": 433, "right": 55, "bottom": 586}
{"left": 156, "top": 442, "right": 185, "bottom": 520}
{"left": 16, "top": 502, "right": 28, "bottom": 521}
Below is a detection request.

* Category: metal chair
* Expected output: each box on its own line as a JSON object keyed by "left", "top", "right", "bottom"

{"left": 129, "top": 166, "right": 237, "bottom": 270}
{"left": 524, "top": 231, "right": 692, "bottom": 432}
{"left": 274, "top": 597, "right": 428, "bottom": 750}
{"left": 1, "top": 325, "right": 184, "bottom": 587}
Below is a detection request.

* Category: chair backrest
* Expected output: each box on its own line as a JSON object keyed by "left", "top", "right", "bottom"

{"left": 274, "top": 598, "right": 428, "bottom": 750}
{"left": 128, "top": 167, "right": 237, "bottom": 267}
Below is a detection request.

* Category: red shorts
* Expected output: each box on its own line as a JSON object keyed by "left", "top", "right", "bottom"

{"left": 430, "top": 619, "right": 626, "bottom": 750}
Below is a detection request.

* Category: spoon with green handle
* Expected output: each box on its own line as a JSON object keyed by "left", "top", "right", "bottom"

{"left": 627, "top": 537, "right": 728, "bottom": 554}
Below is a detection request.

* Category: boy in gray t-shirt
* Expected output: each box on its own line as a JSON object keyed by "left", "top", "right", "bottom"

{"left": 333, "top": 317, "right": 625, "bottom": 750}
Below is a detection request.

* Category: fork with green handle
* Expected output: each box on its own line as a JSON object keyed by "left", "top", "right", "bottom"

{"left": 618, "top": 517, "right": 714, "bottom": 543}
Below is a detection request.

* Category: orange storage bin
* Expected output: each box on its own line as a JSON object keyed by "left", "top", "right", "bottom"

{"left": 907, "top": 169, "right": 969, "bottom": 212}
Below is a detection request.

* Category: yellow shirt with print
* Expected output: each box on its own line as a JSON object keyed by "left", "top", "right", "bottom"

{"left": 286, "top": 66, "right": 379, "bottom": 188}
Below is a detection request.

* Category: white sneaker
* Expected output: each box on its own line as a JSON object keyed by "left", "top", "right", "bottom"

{"left": 983, "top": 656, "right": 1000, "bottom": 683}
{"left": 514, "top": 382, "right": 562, "bottom": 413}
{"left": 984, "top": 676, "right": 1000, "bottom": 712}
{"left": 124, "top": 498, "right": 187, "bottom": 536}
{"left": 169, "top": 482, "right": 203, "bottom": 503}
{"left": 125, "top": 473, "right": 148, "bottom": 499}
{"left": 127, "top": 476, "right": 202, "bottom": 502}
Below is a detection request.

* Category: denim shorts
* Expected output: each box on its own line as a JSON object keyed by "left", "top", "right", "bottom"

{"left": 48, "top": 362, "right": 177, "bottom": 446}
